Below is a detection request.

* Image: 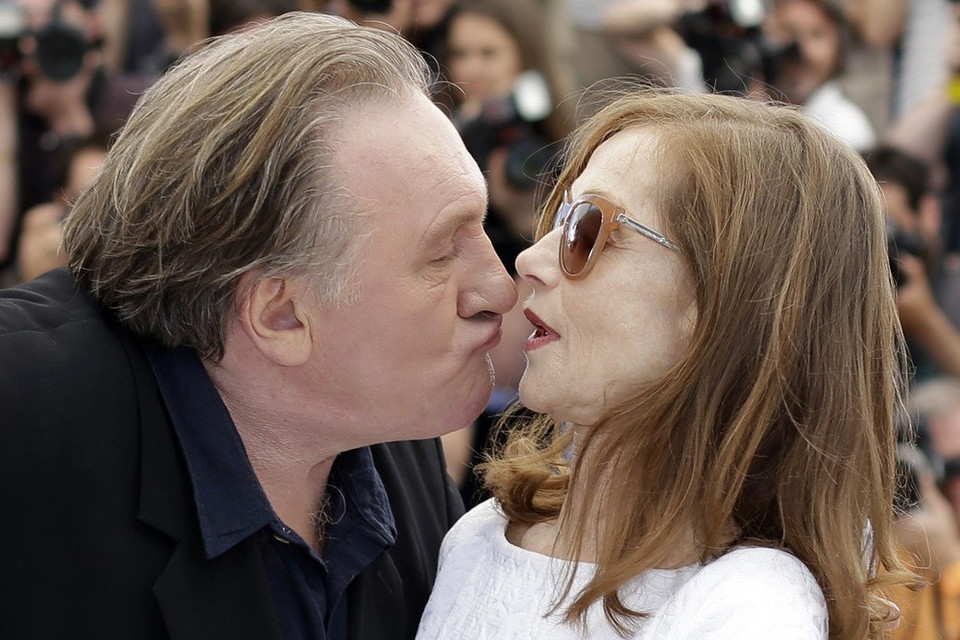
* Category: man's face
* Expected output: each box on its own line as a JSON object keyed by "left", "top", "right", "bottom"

{"left": 880, "top": 182, "right": 918, "bottom": 236}
{"left": 301, "top": 93, "right": 517, "bottom": 444}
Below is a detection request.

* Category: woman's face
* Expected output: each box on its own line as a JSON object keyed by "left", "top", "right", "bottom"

{"left": 515, "top": 127, "right": 696, "bottom": 426}
{"left": 448, "top": 13, "right": 523, "bottom": 108}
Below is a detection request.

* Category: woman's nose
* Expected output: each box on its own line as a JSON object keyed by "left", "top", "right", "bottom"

{"left": 515, "top": 229, "right": 562, "bottom": 290}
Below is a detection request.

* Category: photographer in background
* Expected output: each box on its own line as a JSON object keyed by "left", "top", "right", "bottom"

{"left": 446, "top": 0, "right": 571, "bottom": 241}
{"left": 892, "top": 378, "right": 960, "bottom": 639}
{"left": 15, "top": 135, "right": 105, "bottom": 281}
{"left": 866, "top": 145, "right": 960, "bottom": 380}
{"left": 0, "top": 0, "right": 105, "bottom": 283}
{"left": 758, "top": 0, "right": 875, "bottom": 150}
{"left": 323, "top": 0, "right": 459, "bottom": 109}
{"left": 677, "top": 0, "right": 775, "bottom": 95}
{"left": 562, "top": 0, "right": 705, "bottom": 121}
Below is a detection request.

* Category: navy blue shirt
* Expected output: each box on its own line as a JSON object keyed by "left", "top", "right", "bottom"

{"left": 143, "top": 343, "right": 397, "bottom": 640}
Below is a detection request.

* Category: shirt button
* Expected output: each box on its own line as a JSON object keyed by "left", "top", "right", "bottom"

{"left": 273, "top": 526, "right": 293, "bottom": 544}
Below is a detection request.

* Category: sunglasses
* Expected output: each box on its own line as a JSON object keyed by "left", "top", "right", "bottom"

{"left": 552, "top": 192, "right": 681, "bottom": 280}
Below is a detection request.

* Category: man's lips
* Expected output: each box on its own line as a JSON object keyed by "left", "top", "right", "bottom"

{"left": 477, "top": 316, "right": 504, "bottom": 352}
{"left": 523, "top": 308, "right": 560, "bottom": 352}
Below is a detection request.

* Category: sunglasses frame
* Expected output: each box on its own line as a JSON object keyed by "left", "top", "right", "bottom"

{"left": 554, "top": 192, "right": 681, "bottom": 280}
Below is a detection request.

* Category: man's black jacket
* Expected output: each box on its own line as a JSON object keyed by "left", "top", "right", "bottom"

{"left": 0, "top": 269, "right": 464, "bottom": 639}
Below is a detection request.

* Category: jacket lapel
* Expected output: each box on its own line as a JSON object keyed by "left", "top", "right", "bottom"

{"left": 125, "top": 334, "right": 281, "bottom": 640}
{"left": 152, "top": 534, "right": 281, "bottom": 640}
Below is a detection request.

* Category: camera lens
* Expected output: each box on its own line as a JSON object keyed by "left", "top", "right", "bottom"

{"left": 35, "top": 20, "right": 87, "bottom": 82}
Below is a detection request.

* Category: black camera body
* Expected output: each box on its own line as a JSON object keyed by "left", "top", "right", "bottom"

{"left": 887, "top": 222, "right": 927, "bottom": 288}
{"left": 346, "top": 0, "right": 392, "bottom": 13}
{"left": 455, "top": 71, "right": 555, "bottom": 191}
{"left": 0, "top": 0, "right": 91, "bottom": 82}
{"left": 680, "top": 0, "right": 801, "bottom": 94}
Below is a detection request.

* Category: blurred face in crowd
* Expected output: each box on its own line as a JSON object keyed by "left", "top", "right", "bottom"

{"left": 303, "top": 93, "right": 517, "bottom": 444}
{"left": 515, "top": 127, "right": 695, "bottom": 426}
{"left": 413, "top": 0, "right": 454, "bottom": 30}
{"left": 64, "top": 145, "right": 107, "bottom": 202}
{"left": 448, "top": 12, "right": 522, "bottom": 111}
{"left": 767, "top": 0, "right": 841, "bottom": 105}
{"left": 880, "top": 183, "right": 919, "bottom": 236}
{"left": 928, "top": 408, "right": 960, "bottom": 518}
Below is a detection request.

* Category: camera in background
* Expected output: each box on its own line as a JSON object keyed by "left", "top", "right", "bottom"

{"left": 679, "top": 0, "right": 802, "bottom": 94}
{"left": 455, "top": 70, "right": 555, "bottom": 191}
{"left": 888, "top": 221, "right": 929, "bottom": 288}
{"left": 0, "top": 0, "right": 95, "bottom": 82}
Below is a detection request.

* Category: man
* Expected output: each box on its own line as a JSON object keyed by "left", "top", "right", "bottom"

{"left": 0, "top": 0, "right": 106, "bottom": 280}
{"left": 0, "top": 12, "right": 516, "bottom": 640}
{"left": 890, "top": 378, "right": 960, "bottom": 639}
{"left": 865, "top": 145, "right": 960, "bottom": 381}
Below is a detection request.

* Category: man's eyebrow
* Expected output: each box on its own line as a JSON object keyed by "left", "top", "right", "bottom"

{"left": 422, "top": 206, "right": 486, "bottom": 247}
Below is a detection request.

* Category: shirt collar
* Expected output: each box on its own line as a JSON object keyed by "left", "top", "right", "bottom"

{"left": 143, "top": 342, "right": 275, "bottom": 558}
{"left": 142, "top": 342, "right": 397, "bottom": 563}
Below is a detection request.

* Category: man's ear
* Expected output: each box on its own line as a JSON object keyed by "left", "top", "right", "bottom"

{"left": 239, "top": 275, "right": 313, "bottom": 367}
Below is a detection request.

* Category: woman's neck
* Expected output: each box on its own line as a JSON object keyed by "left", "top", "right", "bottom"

{"left": 509, "top": 423, "right": 706, "bottom": 569}
{"left": 507, "top": 424, "right": 604, "bottom": 561}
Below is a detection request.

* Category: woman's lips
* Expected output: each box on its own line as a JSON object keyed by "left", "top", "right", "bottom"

{"left": 523, "top": 308, "right": 560, "bottom": 352}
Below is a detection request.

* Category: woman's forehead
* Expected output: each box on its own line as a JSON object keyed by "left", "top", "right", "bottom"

{"left": 570, "top": 128, "right": 662, "bottom": 207}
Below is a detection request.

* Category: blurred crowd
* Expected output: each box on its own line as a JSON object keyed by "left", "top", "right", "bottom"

{"left": 6, "top": 0, "right": 960, "bottom": 635}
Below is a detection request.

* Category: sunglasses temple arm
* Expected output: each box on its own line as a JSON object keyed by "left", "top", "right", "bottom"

{"left": 617, "top": 214, "right": 681, "bottom": 252}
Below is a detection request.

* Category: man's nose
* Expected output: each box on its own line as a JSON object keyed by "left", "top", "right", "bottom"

{"left": 458, "top": 235, "right": 518, "bottom": 319}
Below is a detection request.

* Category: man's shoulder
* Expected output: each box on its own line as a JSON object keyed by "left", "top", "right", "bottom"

{"left": 0, "top": 269, "right": 112, "bottom": 349}
{"left": 0, "top": 269, "right": 151, "bottom": 456}
{"left": 0, "top": 269, "right": 128, "bottom": 376}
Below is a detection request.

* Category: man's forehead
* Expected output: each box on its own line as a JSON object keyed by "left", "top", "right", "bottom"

{"left": 333, "top": 95, "right": 483, "bottom": 198}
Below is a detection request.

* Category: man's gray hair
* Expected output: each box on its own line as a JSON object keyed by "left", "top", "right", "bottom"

{"left": 62, "top": 12, "right": 432, "bottom": 360}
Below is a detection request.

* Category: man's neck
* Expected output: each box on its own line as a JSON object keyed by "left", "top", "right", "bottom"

{"left": 237, "top": 420, "right": 337, "bottom": 552}
{"left": 204, "top": 360, "right": 341, "bottom": 553}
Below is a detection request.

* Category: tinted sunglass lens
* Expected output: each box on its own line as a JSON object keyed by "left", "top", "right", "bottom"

{"left": 562, "top": 202, "right": 602, "bottom": 275}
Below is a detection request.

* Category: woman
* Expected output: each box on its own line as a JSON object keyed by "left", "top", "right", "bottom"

{"left": 417, "top": 90, "right": 918, "bottom": 639}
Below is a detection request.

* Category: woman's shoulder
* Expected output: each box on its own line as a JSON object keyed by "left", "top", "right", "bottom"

{"left": 437, "top": 498, "right": 513, "bottom": 567}
{"left": 702, "top": 546, "right": 823, "bottom": 587}
{"left": 692, "top": 546, "right": 826, "bottom": 610}
{"left": 443, "top": 498, "right": 505, "bottom": 548}
{"left": 642, "top": 547, "right": 828, "bottom": 639}
{"left": 419, "top": 500, "right": 589, "bottom": 639}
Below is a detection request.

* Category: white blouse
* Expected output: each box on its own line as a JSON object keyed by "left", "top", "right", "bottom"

{"left": 416, "top": 499, "right": 828, "bottom": 639}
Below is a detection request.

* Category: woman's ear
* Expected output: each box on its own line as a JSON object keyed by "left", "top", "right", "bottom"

{"left": 238, "top": 275, "right": 314, "bottom": 367}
